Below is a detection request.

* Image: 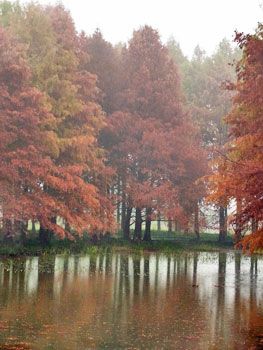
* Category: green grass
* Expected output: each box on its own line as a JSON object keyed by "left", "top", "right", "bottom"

{"left": 0, "top": 231, "right": 235, "bottom": 258}
{"left": 109, "top": 235, "right": 234, "bottom": 253}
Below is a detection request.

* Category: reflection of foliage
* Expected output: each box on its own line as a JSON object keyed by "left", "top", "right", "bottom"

{"left": 0, "top": 253, "right": 261, "bottom": 349}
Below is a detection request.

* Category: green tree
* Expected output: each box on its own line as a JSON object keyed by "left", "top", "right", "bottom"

{"left": 168, "top": 38, "right": 240, "bottom": 241}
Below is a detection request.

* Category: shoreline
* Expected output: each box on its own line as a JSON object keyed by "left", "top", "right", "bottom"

{"left": 0, "top": 237, "right": 237, "bottom": 258}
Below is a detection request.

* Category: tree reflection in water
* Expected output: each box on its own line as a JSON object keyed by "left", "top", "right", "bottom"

{"left": 0, "top": 252, "right": 261, "bottom": 349}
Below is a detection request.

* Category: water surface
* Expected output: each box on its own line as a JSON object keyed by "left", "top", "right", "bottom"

{"left": 0, "top": 252, "right": 262, "bottom": 349}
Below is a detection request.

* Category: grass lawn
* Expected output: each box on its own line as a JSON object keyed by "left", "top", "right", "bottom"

{"left": 0, "top": 231, "right": 235, "bottom": 257}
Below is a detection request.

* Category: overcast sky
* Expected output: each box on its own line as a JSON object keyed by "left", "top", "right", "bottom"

{"left": 21, "top": 0, "right": 262, "bottom": 57}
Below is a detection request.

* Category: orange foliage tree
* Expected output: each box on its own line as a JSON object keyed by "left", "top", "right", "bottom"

{"left": 0, "top": 19, "right": 113, "bottom": 242}
{"left": 209, "top": 24, "right": 263, "bottom": 251}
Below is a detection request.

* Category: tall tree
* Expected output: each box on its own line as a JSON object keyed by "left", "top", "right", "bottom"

{"left": 104, "top": 26, "right": 207, "bottom": 240}
{"left": 168, "top": 39, "right": 240, "bottom": 240}
{"left": 84, "top": 29, "right": 122, "bottom": 114}
{"left": 0, "top": 27, "right": 109, "bottom": 241}
{"left": 0, "top": 3, "right": 114, "bottom": 240}
{"left": 209, "top": 24, "right": 263, "bottom": 252}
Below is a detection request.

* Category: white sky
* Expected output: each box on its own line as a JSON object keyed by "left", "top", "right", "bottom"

{"left": 21, "top": 0, "right": 262, "bottom": 57}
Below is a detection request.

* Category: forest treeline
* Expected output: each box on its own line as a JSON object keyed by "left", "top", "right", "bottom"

{"left": 0, "top": 2, "right": 262, "bottom": 251}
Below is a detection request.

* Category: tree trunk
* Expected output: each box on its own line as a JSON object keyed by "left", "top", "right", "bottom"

{"left": 251, "top": 218, "right": 258, "bottom": 233}
{"left": 123, "top": 207, "right": 132, "bottom": 240}
{"left": 19, "top": 221, "right": 27, "bottom": 245}
{"left": 3, "top": 218, "right": 13, "bottom": 243}
{"left": 121, "top": 187, "right": 127, "bottom": 234}
{"left": 121, "top": 205, "right": 126, "bottom": 233}
{"left": 157, "top": 213, "right": 161, "bottom": 232}
{"left": 218, "top": 206, "right": 227, "bottom": 242}
{"left": 39, "top": 217, "right": 55, "bottom": 246}
{"left": 235, "top": 199, "right": 242, "bottom": 243}
{"left": 143, "top": 207, "right": 152, "bottom": 242}
{"left": 194, "top": 201, "right": 200, "bottom": 240}
{"left": 39, "top": 226, "right": 51, "bottom": 246}
{"left": 0, "top": 203, "right": 3, "bottom": 236}
{"left": 32, "top": 220, "right": 37, "bottom": 234}
{"left": 116, "top": 179, "right": 121, "bottom": 229}
{"left": 134, "top": 207, "right": 142, "bottom": 241}
{"left": 168, "top": 219, "right": 172, "bottom": 233}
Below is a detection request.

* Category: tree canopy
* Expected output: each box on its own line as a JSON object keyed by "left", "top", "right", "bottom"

{"left": 0, "top": 1, "right": 261, "bottom": 251}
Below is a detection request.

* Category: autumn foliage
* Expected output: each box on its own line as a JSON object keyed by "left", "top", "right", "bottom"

{"left": 101, "top": 26, "right": 207, "bottom": 240}
{"left": 0, "top": 1, "right": 260, "bottom": 249}
{"left": 0, "top": 4, "right": 113, "bottom": 240}
{"left": 209, "top": 24, "right": 263, "bottom": 251}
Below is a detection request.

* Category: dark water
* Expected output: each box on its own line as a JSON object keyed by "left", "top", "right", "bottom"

{"left": 0, "top": 252, "right": 262, "bottom": 350}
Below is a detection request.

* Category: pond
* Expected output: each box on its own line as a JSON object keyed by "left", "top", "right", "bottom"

{"left": 0, "top": 251, "right": 262, "bottom": 349}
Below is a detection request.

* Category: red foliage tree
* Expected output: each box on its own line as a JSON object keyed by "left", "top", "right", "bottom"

{"left": 209, "top": 24, "right": 263, "bottom": 251}
{"left": 103, "top": 26, "right": 207, "bottom": 240}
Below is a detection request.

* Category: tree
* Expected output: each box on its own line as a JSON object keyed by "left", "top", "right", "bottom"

{"left": 0, "top": 0, "right": 21, "bottom": 27}
{"left": 168, "top": 39, "right": 240, "bottom": 241}
{"left": 209, "top": 24, "right": 263, "bottom": 252}
{"left": 166, "top": 37, "right": 187, "bottom": 69}
{"left": 0, "top": 4, "right": 114, "bottom": 241}
{"left": 84, "top": 29, "right": 122, "bottom": 114}
{"left": 0, "top": 27, "right": 111, "bottom": 240}
{"left": 103, "top": 26, "right": 207, "bottom": 240}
